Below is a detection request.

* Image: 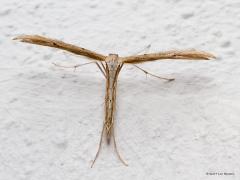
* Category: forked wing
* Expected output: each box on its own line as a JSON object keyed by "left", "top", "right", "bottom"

{"left": 13, "top": 35, "right": 106, "bottom": 61}
{"left": 120, "top": 50, "right": 216, "bottom": 63}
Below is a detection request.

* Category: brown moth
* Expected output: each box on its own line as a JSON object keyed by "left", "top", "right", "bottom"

{"left": 13, "top": 35, "right": 215, "bottom": 167}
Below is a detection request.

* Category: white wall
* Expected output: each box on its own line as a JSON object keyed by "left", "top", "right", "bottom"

{"left": 0, "top": 0, "right": 239, "bottom": 179}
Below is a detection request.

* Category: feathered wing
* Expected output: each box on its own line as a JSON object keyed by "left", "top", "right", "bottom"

{"left": 120, "top": 50, "right": 216, "bottom": 63}
{"left": 13, "top": 35, "right": 106, "bottom": 61}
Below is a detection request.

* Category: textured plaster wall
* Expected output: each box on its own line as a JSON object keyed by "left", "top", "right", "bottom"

{"left": 0, "top": 0, "right": 240, "bottom": 180}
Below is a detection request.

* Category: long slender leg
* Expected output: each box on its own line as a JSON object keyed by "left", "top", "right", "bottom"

{"left": 133, "top": 64, "right": 175, "bottom": 81}
{"left": 91, "top": 125, "right": 105, "bottom": 168}
{"left": 100, "top": 61, "right": 107, "bottom": 72}
{"left": 90, "top": 62, "right": 107, "bottom": 168}
{"left": 112, "top": 127, "right": 128, "bottom": 166}
{"left": 52, "top": 62, "right": 95, "bottom": 71}
{"left": 95, "top": 62, "right": 106, "bottom": 78}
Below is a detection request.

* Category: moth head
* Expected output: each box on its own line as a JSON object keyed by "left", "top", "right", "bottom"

{"left": 108, "top": 53, "right": 118, "bottom": 57}
{"left": 106, "top": 54, "right": 119, "bottom": 62}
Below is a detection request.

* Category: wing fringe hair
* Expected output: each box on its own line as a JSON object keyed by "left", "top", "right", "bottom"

{"left": 120, "top": 50, "right": 216, "bottom": 63}
{"left": 13, "top": 35, "right": 106, "bottom": 61}
{"left": 14, "top": 35, "right": 215, "bottom": 63}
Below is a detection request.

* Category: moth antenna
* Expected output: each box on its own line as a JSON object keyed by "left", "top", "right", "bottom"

{"left": 134, "top": 44, "right": 151, "bottom": 55}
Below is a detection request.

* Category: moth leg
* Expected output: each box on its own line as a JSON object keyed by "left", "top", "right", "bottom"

{"left": 91, "top": 124, "right": 105, "bottom": 168}
{"left": 132, "top": 64, "right": 175, "bottom": 81}
{"left": 52, "top": 62, "right": 95, "bottom": 72}
{"left": 100, "top": 61, "right": 107, "bottom": 73}
{"left": 95, "top": 62, "right": 106, "bottom": 78}
{"left": 112, "top": 127, "right": 128, "bottom": 166}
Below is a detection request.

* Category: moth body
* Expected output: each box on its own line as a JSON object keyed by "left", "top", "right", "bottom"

{"left": 104, "top": 54, "right": 121, "bottom": 144}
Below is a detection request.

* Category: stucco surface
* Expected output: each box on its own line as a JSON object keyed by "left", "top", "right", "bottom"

{"left": 0, "top": 0, "right": 239, "bottom": 179}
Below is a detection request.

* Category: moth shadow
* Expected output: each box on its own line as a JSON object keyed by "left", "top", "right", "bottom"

{"left": 118, "top": 73, "right": 215, "bottom": 96}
